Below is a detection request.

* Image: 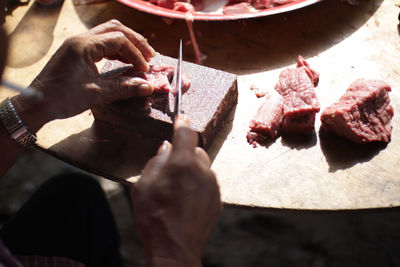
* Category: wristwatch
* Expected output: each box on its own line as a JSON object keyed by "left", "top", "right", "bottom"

{"left": 0, "top": 97, "right": 37, "bottom": 147}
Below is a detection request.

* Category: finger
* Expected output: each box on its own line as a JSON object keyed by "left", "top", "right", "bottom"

{"left": 195, "top": 147, "right": 211, "bottom": 168}
{"left": 140, "top": 141, "right": 172, "bottom": 184}
{"left": 157, "top": 140, "right": 172, "bottom": 155}
{"left": 89, "top": 19, "right": 156, "bottom": 62}
{"left": 172, "top": 114, "right": 198, "bottom": 153}
{"left": 100, "top": 77, "right": 154, "bottom": 103}
{"left": 88, "top": 32, "right": 149, "bottom": 72}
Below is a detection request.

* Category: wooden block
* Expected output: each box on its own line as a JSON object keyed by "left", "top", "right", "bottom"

{"left": 91, "top": 54, "right": 238, "bottom": 149}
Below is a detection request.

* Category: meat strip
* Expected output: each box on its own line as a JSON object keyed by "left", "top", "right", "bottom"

{"left": 247, "top": 90, "right": 284, "bottom": 146}
{"left": 101, "top": 60, "right": 191, "bottom": 94}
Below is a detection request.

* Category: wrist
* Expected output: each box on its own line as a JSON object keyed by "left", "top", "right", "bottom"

{"left": 10, "top": 93, "right": 51, "bottom": 134}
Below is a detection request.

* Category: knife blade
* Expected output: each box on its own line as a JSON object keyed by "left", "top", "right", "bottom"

{"left": 174, "top": 39, "right": 183, "bottom": 117}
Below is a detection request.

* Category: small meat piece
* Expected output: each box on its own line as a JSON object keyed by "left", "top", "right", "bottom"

{"left": 223, "top": 2, "right": 254, "bottom": 14}
{"left": 247, "top": 90, "right": 284, "bottom": 146}
{"left": 251, "top": 0, "right": 296, "bottom": 10}
{"left": 297, "top": 55, "right": 319, "bottom": 86}
{"left": 101, "top": 60, "right": 191, "bottom": 94}
{"left": 141, "top": 65, "right": 175, "bottom": 93}
{"left": 320, "top": 79, "right": 394, "bottom": 143}
{"left": 275, "top": 56, "right": 320, "bottom": 133}
{"left": 275, "top": 67, "right": 320, "bottom": 115}
{"left": 250, "top": 84, "right": 267, "bottom": 98}
{"left": 173, "top": 2, "right": 195, "bottom": 12}
{"left": 247, "top": 56, "right": 319, "bottom": 146}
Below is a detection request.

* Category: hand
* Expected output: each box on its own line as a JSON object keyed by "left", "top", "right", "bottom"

{"left": 131, "top": 115, "right": 222, "bottom": 267}
{"left": 11, "top": 19, "right": 156, "bottom": 133}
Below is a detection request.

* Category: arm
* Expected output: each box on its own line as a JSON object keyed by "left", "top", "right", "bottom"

{"left": 0, "top": 19, "right": 155, "bottom": 176}
{"left": 131, "top": 115, "right": 222, "bottom": 267}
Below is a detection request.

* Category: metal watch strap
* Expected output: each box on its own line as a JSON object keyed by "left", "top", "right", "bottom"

{"left": 0, "top": 97, "right": 37, "bottom": 147}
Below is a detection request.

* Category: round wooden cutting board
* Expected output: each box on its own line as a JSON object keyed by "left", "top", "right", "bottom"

{"left": 2, "top": 0, "right": 400, "bottom": 210}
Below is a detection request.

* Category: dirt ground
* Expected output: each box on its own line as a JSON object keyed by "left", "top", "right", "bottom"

{"left": 1, "top": 147, "right": 400, "bottom": 267}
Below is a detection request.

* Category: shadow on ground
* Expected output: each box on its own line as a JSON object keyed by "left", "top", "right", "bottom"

{"left": 2, "top": 148, "right": 400, "bottom": 267}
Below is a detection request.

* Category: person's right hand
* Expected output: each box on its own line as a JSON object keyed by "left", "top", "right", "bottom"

{"left": 11, "top": 19, "right": 156, "bottom": 133}
{"left": 131, "top": 115, "right": 222, "bottom": 267}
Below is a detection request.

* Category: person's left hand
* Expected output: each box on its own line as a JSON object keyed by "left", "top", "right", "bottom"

{"left": 12, "top": 19, "right": 156, "bottom": 133}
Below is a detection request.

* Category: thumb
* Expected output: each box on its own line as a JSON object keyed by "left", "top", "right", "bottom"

{"left": 101, "top": 76, "right": 154, "bottom": 103}
{"left": 139, "top": 141, "right": 172, "bottom": 184}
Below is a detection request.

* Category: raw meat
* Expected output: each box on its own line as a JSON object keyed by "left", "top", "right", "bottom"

{"left": 223, "top": 2, "right": 254, "bottom": 14}
{"left": 247, "top": 56, "right": 320, "bottom": 146}
{"left": 173, "top": 2, "right": 195, "bottom": 12}
{"left": 297, "top": 55, "right": 319, "bottom": 86}
{"left": 185, "top": 12, "right": 207, "bottom": 65}
{"left": 274, "top": 56, "right": 320, "bottom": 133}
{"left": 139, "top": 65, "right": 175, "bottom": 93}
{"left": 320, "top": 79, "right": 393, "bottom": 143}
{"left": 250, "top": 84, "right": 267, "bottom": 98}
{"left": 230, "top": 0, "right": 296, "bottom": 10}
{"left": 146, "top": 0, "right": 296, "bottom": 13}
{"left": 247, "top": 90, "right": 284, "bottom": 146}
{"left": 101, "top": 60, "right": 191, "bottom": 94}
{"left": 149, "top": 0, "right": 176, "bottom": 9}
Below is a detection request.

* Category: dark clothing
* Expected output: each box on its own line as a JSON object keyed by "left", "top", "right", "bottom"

{"left": 0, "top": 173, "right": 123, "bottom": 267}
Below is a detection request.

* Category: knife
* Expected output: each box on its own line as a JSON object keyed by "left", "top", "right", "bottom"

{"left": 174, "top": 39, "right": 183, "bottom": 118}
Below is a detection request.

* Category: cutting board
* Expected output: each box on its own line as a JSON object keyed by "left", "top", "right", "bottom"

{"left": 2, "top": 0, "right": 400, "bottom": 210}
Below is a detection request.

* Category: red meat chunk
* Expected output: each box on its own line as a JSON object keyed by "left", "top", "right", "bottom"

{"left": 320, "top": 79, "right": 393, "bottom": 143}
{"left": 297, "top": 55, "right": 319, "bottom": 86}
{"left": 251, "top": 0, "right": 296, "bottom": 9}
{"left": 274, "top": 57, "right": 320, "bottom": 133}
{"left": 223, "top": 2, "right": 254, "bottom": 14}
{"left": 247, "top": 56, "right": 320, "bottom": 146}
{"left": 247, "top": 90, "right": 284, "bottom": 146}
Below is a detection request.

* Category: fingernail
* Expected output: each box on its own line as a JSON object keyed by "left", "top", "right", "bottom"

{"left": 146, "top": 50, "right": 156, "bottom": 62}
{"left": 157, "top": 140, "right": 171, "bottom": 154}
{"left": 174, "top": 114, "right": 191, "bottom": 130}
{"left": 138, "top": 83, "right": 154, "bottom": 96}
{"left": 150, "top": 47, "right": 156, "bottom": 57}
{"left": 144, "top": 63, "right": 150, "bottom": 72}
